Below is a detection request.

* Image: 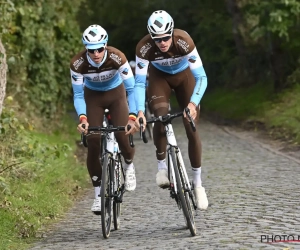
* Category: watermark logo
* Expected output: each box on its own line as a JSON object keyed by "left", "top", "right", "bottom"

{"left": 261, "top": 235, "right": 300, "bottom": 244}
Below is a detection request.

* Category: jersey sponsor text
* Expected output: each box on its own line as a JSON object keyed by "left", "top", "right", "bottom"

{"left": 110, "top": 53, "right": 122, "bottom": 65}
{"left": 177, "top": 39, "right": 189, "bottom": 53}
{"left": 73, "top": 57, "right": 84, "bottom": 70}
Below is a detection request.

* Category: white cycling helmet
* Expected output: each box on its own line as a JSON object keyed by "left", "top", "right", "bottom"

{"left": 82, "top": 24, "right": 108, "bottom": 49}
{"left": 147, "top": 10, "right": 174, "bottom": 39}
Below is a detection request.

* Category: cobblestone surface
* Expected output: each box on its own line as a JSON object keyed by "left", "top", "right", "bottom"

{"left": 30, "top": 119, "right": 300, "bottom": 250}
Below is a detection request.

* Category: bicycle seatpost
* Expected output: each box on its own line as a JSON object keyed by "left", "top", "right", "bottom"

{"left": 139, "top": 117, "right": 148, "bottom": 143}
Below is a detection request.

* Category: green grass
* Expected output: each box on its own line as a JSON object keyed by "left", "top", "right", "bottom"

{"left": 202, "top": 83, "right": 300, "bottom": 143}
{"left": 201, "top": 83, "right": 274, "bottom": 120}
{"left": 0, "top": 116, "right": 89, "bottom": 250}
{"left": 264, "top": 84, "right": 300, "bottom": 142}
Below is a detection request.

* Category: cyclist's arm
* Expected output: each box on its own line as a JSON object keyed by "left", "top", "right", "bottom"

{"left": 70, "top": 68, "right": 87, "bottom": 122}
{"left": 134, "top": 56, "right": 149, "bottom": 113}
{"left": 186, "top": 47, "right": 207, "bottom": 106}
{"left": 118, "top": 61, "right": 137, "bottom": 119}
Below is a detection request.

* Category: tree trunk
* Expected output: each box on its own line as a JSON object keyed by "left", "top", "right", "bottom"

{"left": 269, "top": 39, "right": 286, "bottom": 92}
{"left": 225, "top": 0, "right": 249, "bottom": 84}
{"left": 0, "top": 38, "right": 7, "bottom": 116}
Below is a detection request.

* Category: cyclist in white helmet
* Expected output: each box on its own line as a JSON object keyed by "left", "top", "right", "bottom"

{"left": 134, "top": 10, "right": 208, "bottom": 210}
{"left": 70, "top": 24, "right": 138, "bottom": 214}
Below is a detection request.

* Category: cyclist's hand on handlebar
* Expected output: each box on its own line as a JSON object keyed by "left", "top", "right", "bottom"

{"left": 135, "top": 111, "right": 146, "bottom": 132}
{"left": 125, "top": 119, "right": 138, "bottom": 135}
{"left": 77, "top": 120, "right": 89, "bottom": 134}
{"left": 184, "top": 102, "right": 198, "bottom": 121}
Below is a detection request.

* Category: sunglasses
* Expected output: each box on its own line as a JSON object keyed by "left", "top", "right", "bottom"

{"left": 87, "top": 47, "right": 105, "bottom": 54}
{"left": 153, "top": 36, "right": 171, "bottom": 43}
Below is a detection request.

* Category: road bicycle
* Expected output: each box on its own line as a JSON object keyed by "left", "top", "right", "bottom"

{"left": 139, "top": 108, "right": 197, "bottom": 236}
{"left": 81, "top": 112, "right": 134, "bottom": 239}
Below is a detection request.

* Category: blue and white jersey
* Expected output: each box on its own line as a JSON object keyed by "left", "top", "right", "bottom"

{"left": 135, "top": 29, "right": 207, "bottom": 112}
{"left": 70, "top": 46, "right": 137, "bottom": 117}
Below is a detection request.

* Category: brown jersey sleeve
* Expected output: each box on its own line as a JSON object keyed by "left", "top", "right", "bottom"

{"left": 70, "top": 50, "right": 86, "bottom": 73}
{"left": 173, "top": 29, "right": 196, "bottom": 55}
{"left": 135, "top": 34, "right": 154, "bottom": 60}
{"left": 106, "top": 46, "right": 128, "bottom": 68}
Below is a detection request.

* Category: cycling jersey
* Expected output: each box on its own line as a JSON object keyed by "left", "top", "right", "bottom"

{"left": 135, "top": 29, "right": 207, "bottom": 112}
{"left": 70, "top": 46, "right": 137, "bottom": 117}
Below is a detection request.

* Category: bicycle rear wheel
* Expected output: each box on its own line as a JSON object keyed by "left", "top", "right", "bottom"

{"left": 170, "top": 147, "right": 197, "bottom": 236}
{"left": 101, "top": 154, "right": 113, "bottom": 238}
{"left": 113, "top": 154, "right": 123, "bottom": 230}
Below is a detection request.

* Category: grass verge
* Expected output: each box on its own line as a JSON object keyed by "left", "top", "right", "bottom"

{"left": 0, "top": 114, "right": 89, "bottom": 250}
{"left": 201, "top": 83, "right": 300, "bottom": 144}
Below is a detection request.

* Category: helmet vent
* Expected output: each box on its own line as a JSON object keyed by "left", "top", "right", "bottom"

{"left": 84, "top": 36, "right": 90, "bottom": 42}
{"left": 150, "top": 25, "right": 156, "bottom": 32}
{"left": 165, "top": 23, "right": 170, "bottom": 31}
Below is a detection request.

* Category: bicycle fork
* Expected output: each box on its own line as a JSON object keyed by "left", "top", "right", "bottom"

{"left": 104, "top": 132, "right": 124, "bottom": 203}
{"left": 165, "top": 124, "right": 197, "bottom": 210}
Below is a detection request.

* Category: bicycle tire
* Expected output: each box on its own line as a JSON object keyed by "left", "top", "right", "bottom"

{"left": 170, "top": 147, "right": 197, "bottom": 236}
{"left": 113, "top": 154, "right": 122, "bottom": 230}
{"left": 101, "top": 154, "right": 113, "bottom": 238}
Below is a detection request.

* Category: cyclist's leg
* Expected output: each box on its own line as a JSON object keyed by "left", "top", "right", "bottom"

{"left": 108, "top": 84, "right": 136, "bottom": 191}
{"left": 172, "top": 69, "right": 202, "bottom": 168}
{"left": 145, "top": 86, "right": 153, "bottom": 115}
{"left": 148, "top": 66, "right": 172, "bottom": 187}
{"left": 84, "top": 87, "right": 105, "bottom": 212}
{"left": 172, "top": 68, "right": 208, "bottom": 209}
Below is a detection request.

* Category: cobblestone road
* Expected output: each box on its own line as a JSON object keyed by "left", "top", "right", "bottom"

{"left": 30, "top": 119, "right": 300, "bottom": 250}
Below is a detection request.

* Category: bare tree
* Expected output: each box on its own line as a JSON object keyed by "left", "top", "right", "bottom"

{"left": 0, "top": 38, "right": 7, "bottom": 116}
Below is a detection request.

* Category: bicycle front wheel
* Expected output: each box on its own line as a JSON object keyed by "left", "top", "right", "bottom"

{"left": 113, "top": 154, "right": 123, "bottom": 230}
{"left": 101, "top": 154, "right": 113, "bottom": 239}
{"left": 170, "top": 147, "right": 197, "bottom": 236}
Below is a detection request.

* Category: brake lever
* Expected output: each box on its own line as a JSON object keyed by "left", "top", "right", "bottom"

{"left": 185, "top": 107, "right": 196, "bottom": 132}
{"left": 139, "top": 117, "right": 148, "bottom": 143}
{"left": 127, "top": 125, "right": 134, "bottom": 148}
{"left": 81, "top": 124, "right": 88, "bottom": 147}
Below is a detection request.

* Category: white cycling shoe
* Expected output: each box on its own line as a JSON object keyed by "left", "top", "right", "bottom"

{"left": 156, "top": 169, "right": 170, "bottom": 189}
{"left": 91, "top": 197, "right": 101, "bottom": 213}
{"left": 194, "top": 186, "right": 208, "bottom": 210}
{"left": 125, "top": 168, "right": 136, "bottom": 191}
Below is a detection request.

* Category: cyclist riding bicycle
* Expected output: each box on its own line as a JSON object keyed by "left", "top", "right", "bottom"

{"left": 70, "top": 24, "right": 137, "bottom": 214}
{"left": 134, "top": 10, "right": 208, "bottom": 210}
